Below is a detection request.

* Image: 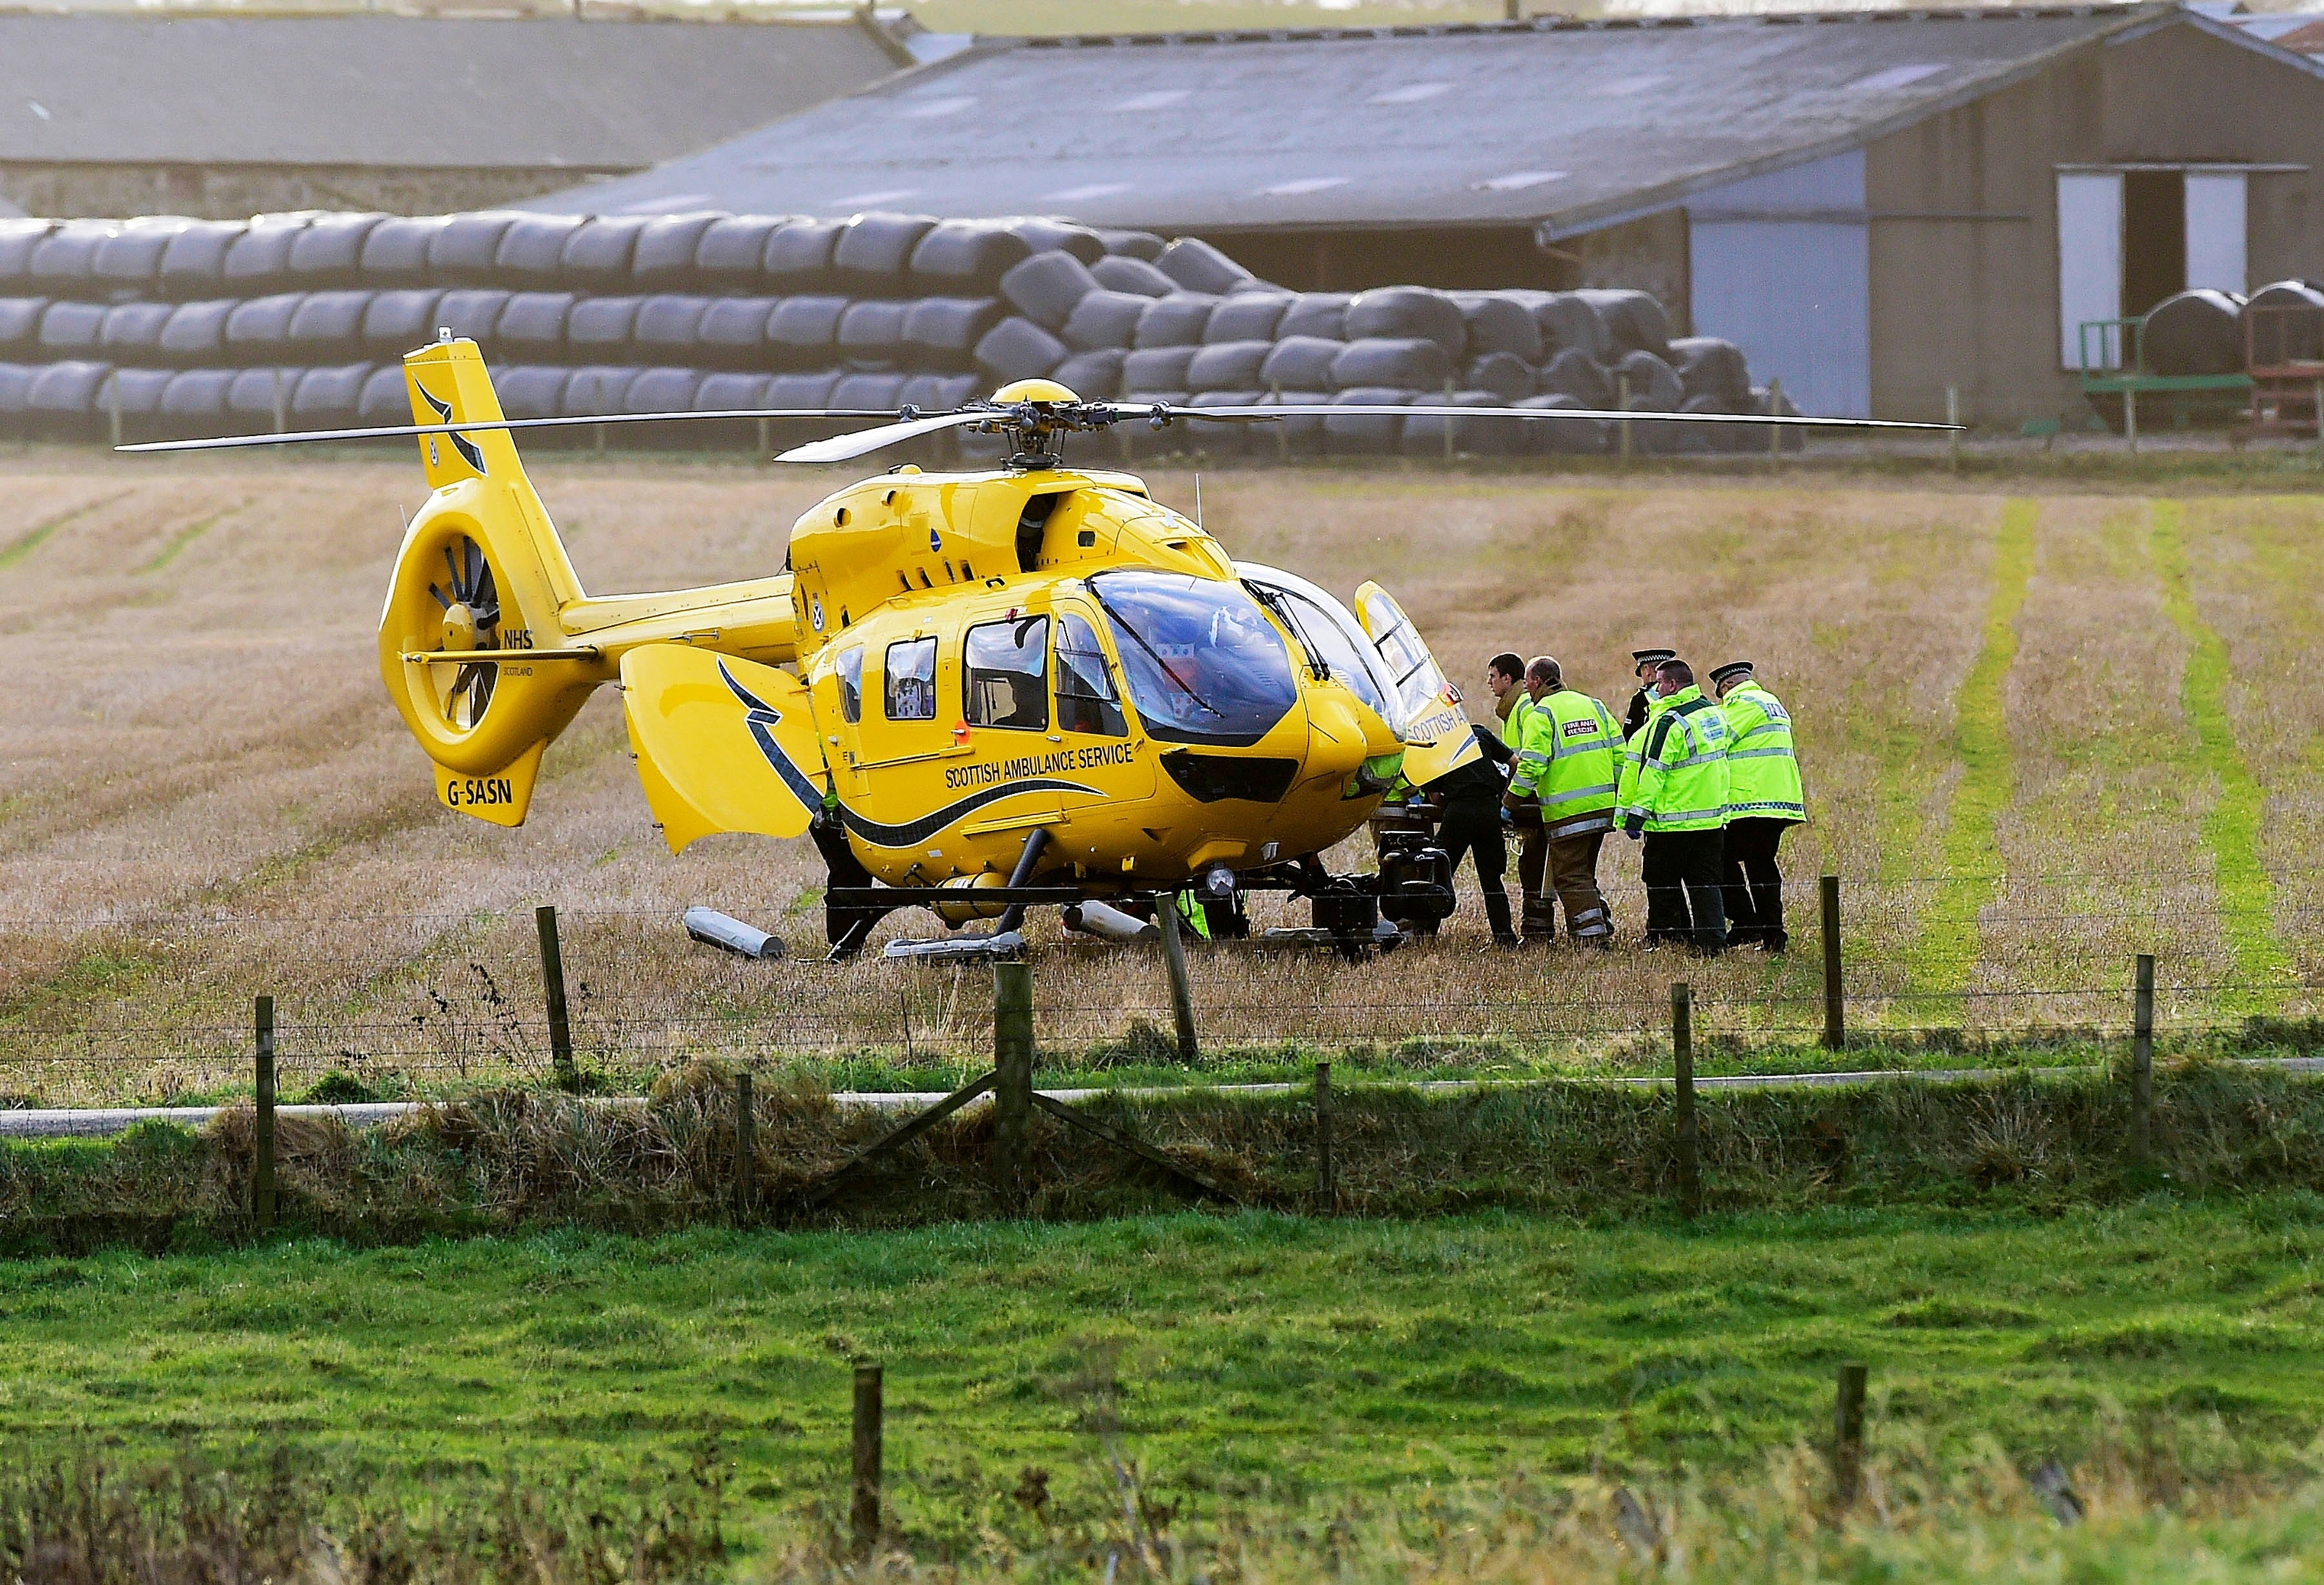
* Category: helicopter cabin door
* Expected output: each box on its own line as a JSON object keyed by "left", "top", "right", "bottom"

{"left": 1051, "top": 594, "right": 1154, "bottom": 811}
{"left": 1351, "top": 581, "right": 1479, "bottom": 789}
{"left": 947, "top": 594, "right": 1074, "bottom": 860}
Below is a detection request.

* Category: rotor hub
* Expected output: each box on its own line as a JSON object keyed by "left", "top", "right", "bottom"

{"left": 442, "top": 602, "right": 478, "bottom": 652}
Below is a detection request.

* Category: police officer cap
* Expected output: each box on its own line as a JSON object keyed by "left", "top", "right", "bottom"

{"left": 1709, "top": 660, "right": 1755, "bottom": 686}
{"left": 1631, "top": 646, "right": 1676, "bottom": 668}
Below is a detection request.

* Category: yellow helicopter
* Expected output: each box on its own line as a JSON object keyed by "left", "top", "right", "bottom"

{"left": 129, "top": 332, "right": 1942, "bottom": 959}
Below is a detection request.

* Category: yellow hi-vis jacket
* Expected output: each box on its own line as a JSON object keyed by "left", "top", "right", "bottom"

{"left": 1615, "top": 687, "right": 1676, "bottom": 812}
{"left": 1625, "top": 685, "right": 1731, "bottom": 833}
{"left": 1498, "top": 691, "right": 1537, "bottom": 759}
{"left": 1720, "top": 679, "right": 1805, "bottom": 822}
{"left": 1509, "top": 687, "right": 1622, "bottom": 839}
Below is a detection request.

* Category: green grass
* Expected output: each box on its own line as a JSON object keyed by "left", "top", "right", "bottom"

{"left": 2152, "top": 500, "right": 2294, "bottom": 1007}
{"left": 1917, "top": 499, "right": 2036, "bottom": 994}
{"left": 1, "top": 1200, "right": 2321, "bottom": 1547}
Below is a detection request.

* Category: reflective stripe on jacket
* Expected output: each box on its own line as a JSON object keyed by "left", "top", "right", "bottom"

{"left": 1720, "top": 679, "right": 1805, "bottom": 823}
{"left": 1519, "top": 688, "right": 1622, "bottom": 838}
{"left": 1626, "top": 686, "right": 1730, "bottom": 833}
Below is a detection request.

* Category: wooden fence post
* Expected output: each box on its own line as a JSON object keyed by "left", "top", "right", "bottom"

{"left": 735, "top": 1068, "right": 757, "bottom": 1223}
{"left": 851, "top": 1363, "right": 883, "bottom": 1558}
{"left": 1946, "top": 384, "right": 1961, "bottom": 475}
{"left": 1821, "top": 875, "right": 1846, "bottom": 1051}
{"left": 1672, "top": 983, "right": 1700, "bottom": 1220}
{"left": 2132, "top": 953, "right": 2154, "bottom": 1170}
{"left": 1768, "top": 376, "right": 1784, "bottom": 475}
{"left": 1314, "top": 1060, "right": 1334, "bottom": 1216}
{"left": 1617, "top": 374, "right": 1633, "bottom": 469}
{"left": 992, "top": 962, "right": 1034, "bottom": 1209}
{"left": 1834, "top": 1362, "right": 1868, "bottom": 1506}
{"left": 1157, "top": 895, "right": 1201, "bottom": 1063}
{"left": 253, "top": 995, "right": 277, "bottom": 1231}
{"left": 535, "top": 904, "right": 578, "bottom": 1090}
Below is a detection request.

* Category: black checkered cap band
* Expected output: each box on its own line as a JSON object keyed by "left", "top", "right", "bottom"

{"left": 1631, "top": 648, "right": 1676, "bottom": 667}
{"left": 1709, "top": 661, "right": 1755, "bottom": 685}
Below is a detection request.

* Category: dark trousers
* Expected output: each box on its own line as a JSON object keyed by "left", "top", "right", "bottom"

{"left": 1641, "top": 828, "right": 1727, "bottom": 954}
{"left": 1722, "top": 817, "right": 1793, "bottom": 949}
{"left": 812, "top": 809, "right": 881, "bottom": 954}
{"left": 1435, "top": 798, "right": 1509, "bottom": 914}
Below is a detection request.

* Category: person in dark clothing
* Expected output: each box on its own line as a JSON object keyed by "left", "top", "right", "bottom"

{"left": 1424, "top": 724, "right": 1520, "bottom": 947}
{"left": 812, "top": 801, "right": 884, "bottom": 959}
{"left": 1623, "top": 646, "right": 1677, "bottom": 740}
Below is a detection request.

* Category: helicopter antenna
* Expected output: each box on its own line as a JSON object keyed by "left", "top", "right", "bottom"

{"left": 1194, "top": 473, "right": 1203, "bottom": 531}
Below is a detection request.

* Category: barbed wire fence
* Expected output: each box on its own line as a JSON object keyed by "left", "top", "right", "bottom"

{"left": 1, "top": 867, "right": 2320, "bottom": 1106}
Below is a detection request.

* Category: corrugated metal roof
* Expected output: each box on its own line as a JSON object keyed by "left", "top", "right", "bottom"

{"left": 0, "top": 14, "right": 902, "bottom": 170}
{"left": 535, "top": 4, "right": 2175, "bottom": 229}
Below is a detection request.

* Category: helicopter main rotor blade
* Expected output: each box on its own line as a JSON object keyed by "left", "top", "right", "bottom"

{"left": 775, "top": 408, "right": 997, "bottom": 464}
{"left": 113, "top": 408, "right": 906, "bottom": 454}
{"left": 1097, "top": 401, "right": 1961, "bottom": 432}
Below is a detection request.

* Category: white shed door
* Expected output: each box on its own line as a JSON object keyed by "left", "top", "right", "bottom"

{"left": 2184, "top": 171, "right": 2248, "bottom": 295}
{"left": 2057, "top": 171, "right": 2123, "bottom": 369}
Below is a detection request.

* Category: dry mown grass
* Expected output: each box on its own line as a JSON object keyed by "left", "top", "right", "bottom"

{"left": 1, "top": 452, "right": 2319, "bottom": 1098}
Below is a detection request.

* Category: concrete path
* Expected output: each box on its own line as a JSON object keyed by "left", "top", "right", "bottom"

{"left": 2, "top": 1057, "right": 2313, "bottom": 1140}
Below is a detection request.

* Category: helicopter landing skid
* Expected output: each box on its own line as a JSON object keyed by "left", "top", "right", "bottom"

{"left": 881, "top": 930, "right": 1027, "bottom": 963}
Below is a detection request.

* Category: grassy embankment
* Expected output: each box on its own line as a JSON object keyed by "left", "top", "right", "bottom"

{"left": 2, "top": 1200, "right": 2323, "bottom": 1562}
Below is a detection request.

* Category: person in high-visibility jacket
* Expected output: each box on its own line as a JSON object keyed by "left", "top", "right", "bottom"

{"left": 1616, "top": 669, "right": 1684, "bottom": 946}
{"left": 1501, "top": 656, "right": 1618, "bottom": 945}
{"left": 1710, "top": 660, "right": 1804, "bottom": 952}
{"left": 1487, "top": 652, "right": 1551, "bottom": 939}
{"left": 1620, "top": 658, "right": 1731, "bottom": 954}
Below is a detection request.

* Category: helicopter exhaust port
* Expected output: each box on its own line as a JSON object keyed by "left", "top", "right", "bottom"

{"left": 1062, "top": 900, "right": 1160, "bottom": 943}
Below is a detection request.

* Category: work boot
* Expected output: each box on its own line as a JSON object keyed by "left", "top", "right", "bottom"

{"left": 1519, "top": 894, "right": 1556, "bottom": 945}
{"left": 1485, "top": 892, "right": 1521, "bottom": 948}
{"left": 1570, "top": 903, "right": 1615, "bottom": 951}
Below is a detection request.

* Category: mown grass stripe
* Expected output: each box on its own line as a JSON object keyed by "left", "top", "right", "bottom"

{"left": 2151, "top": 500, "right": 2291, "bottom": 1005}
{"left": 135, "top": 506, "right": 238, "bottom": 576}
{"left": 1915, "top": 498, "right": 2037, "bottom": 996}
{"left": 0, "top": 494, "right": 125, "bottom": 571}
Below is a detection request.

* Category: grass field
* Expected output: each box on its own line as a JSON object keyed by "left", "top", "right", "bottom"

{"left": 1, "top": 448, "right": 2323, "bottom": 1101}
{"left": 2, "top": 1201, "right": 2321, "bottom": 1553}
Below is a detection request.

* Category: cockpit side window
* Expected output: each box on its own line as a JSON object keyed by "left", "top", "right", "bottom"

{"left": 965, "top": 616, "right": 1050, "bottom": 730}
{"left": 884, "top": 636, "right": 936, "bottom": 721}
{"left": 836, "top": 645, "right": 863, "bottom": 724}
{"left": 1359, "top": 589, "right": 1451, "bottom": 720}
{"left": 1055, "top": 613, "right": 1127, "bottom": 737}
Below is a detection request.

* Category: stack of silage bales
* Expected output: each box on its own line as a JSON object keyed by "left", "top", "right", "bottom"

{"left": 0, "top": 209, "right": 1788, "bottom": 456}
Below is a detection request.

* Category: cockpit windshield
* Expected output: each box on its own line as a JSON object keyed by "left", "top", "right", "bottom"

{"left": 1089, "top": 569, "right": 1299, "bottom": 747}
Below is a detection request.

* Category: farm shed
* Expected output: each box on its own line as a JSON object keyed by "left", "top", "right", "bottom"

{"left": 0, "top": 12, "right": 909, "bottom": 223}
{"left": 544, "top": 4, "right": 2324, "bottom": 425}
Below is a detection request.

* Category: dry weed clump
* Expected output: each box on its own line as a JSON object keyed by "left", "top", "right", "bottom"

{"left": 757, "top": 1428, "right": 2318, "bottom": 1583}
{"left": 2, "top": 457, "right": 2320, "bottom": 1098}
{"left": 0, "top": 1443, "right": 725, "bottom": 1585}
{"left": 4, "top": 1063, "right": 2323, "bottom": 1247}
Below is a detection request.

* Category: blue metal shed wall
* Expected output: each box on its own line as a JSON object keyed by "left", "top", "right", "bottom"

{"left": 1688, "top": 152, "right": 1871, "bottom": 418}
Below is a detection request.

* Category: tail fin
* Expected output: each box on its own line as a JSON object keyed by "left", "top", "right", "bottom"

{"left": 375, "top": 338, "right": 608, "bottom": 827}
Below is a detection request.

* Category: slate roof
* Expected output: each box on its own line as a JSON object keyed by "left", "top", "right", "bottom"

{"left": 0, "top": 13, "right": 902, "bottom": 171}
{"left": 537, "top": 3, "right": 2226, "bottom": 229}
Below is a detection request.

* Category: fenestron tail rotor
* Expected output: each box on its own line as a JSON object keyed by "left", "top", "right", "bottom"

{"left": 426, "top": 533, "right": 501, "bottom": 730}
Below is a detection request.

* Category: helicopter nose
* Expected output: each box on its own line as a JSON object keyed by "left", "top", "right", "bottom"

{"left": 1302, "top": 690, "right": 1374, "bottom": 784}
